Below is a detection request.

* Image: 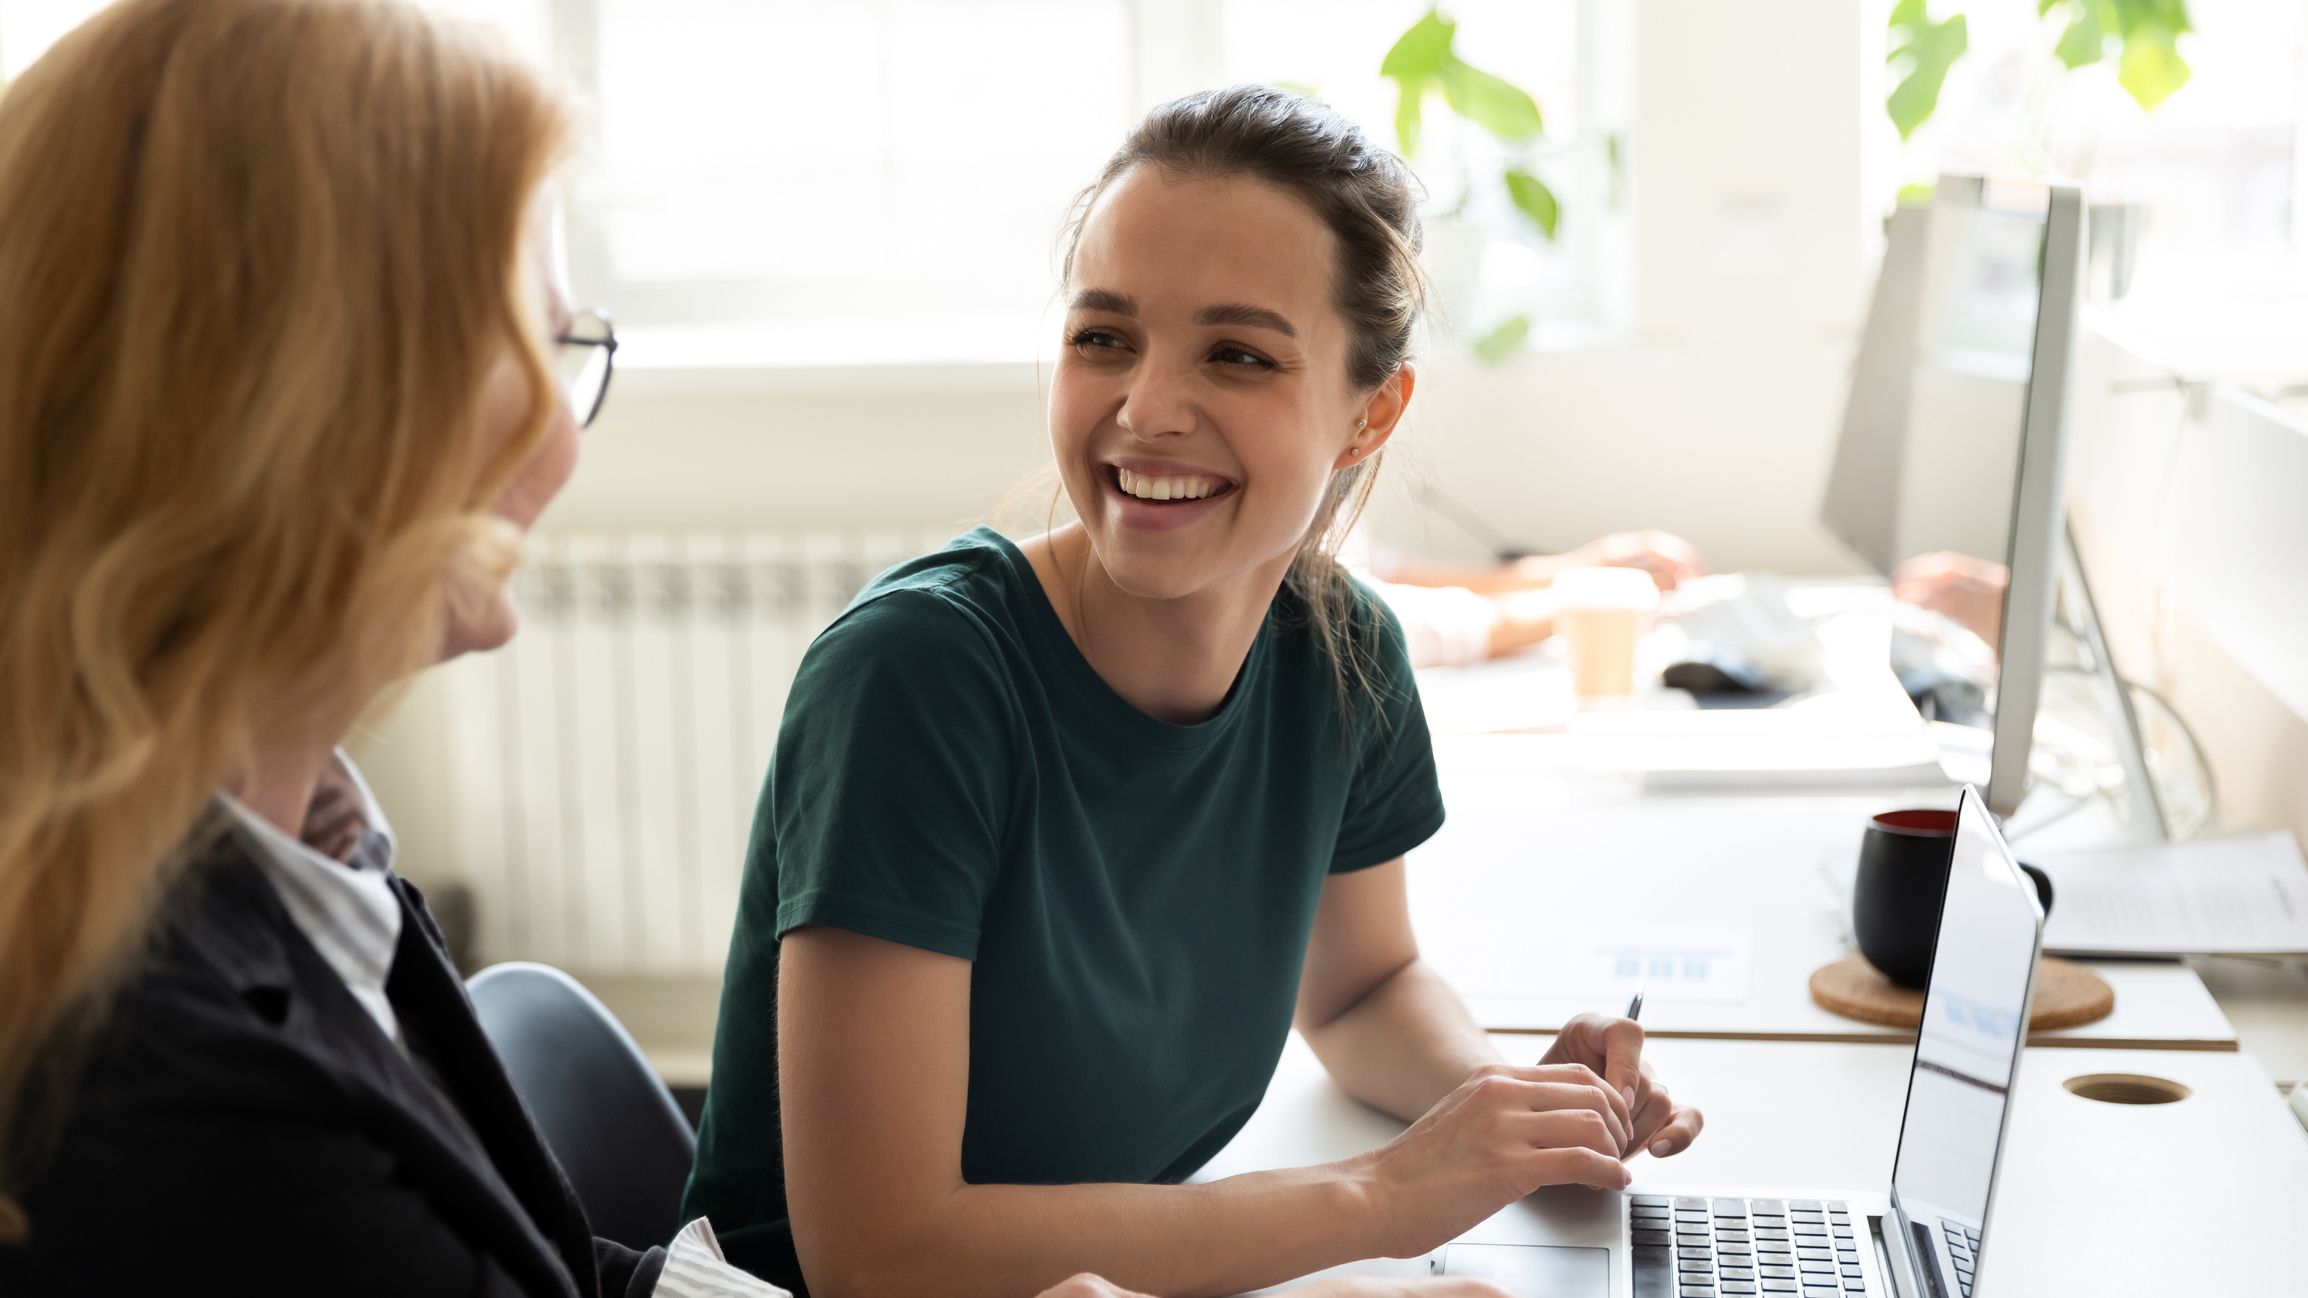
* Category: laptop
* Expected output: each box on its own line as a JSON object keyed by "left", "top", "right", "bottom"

{"left": 1426, "top": 785, "right": 2046, "bottom": 1298}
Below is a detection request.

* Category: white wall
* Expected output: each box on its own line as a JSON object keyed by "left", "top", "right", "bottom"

{"left": 2067, "top": 326, "right": 2308, "bottom": 847}
{"left": 538, "top": 0, "right": 1878, "bottom": 579}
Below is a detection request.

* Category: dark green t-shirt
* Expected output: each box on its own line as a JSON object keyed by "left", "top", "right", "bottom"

{"left": 682, "top": 527, "right": 1443, "bottom": 1288}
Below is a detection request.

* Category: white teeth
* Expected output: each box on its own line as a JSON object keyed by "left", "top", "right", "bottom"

{"left": 1116, "top": 468, "right": 1223, "bottom": 501}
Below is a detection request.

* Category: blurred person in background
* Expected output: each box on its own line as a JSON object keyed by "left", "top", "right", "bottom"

{"left": 1345, "top": 524, "right": 1705, "bottom": 667}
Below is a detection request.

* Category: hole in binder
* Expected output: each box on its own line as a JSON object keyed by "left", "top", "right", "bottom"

{"left": 2062, "top": 1073, "right": 2191, "bottom": 1105}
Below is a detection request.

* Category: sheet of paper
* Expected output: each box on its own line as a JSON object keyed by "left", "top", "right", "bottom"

{"left": 1567, "top": 706, "right": 1950, "bottom": 787}
{"left": 2032, "top": 831, "right": 2308, "bottom": 956}
{"left": 1427, "top": 923, "right": 1755, "bottom": 1006}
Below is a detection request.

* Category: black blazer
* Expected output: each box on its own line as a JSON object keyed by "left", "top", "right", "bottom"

{"left": 0, "top": 822, "right": 667, "bottom": 1297}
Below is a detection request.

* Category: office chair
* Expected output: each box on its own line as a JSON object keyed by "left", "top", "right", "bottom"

{"left": 466, "top": 961, "right": 697, "bottom": 1252}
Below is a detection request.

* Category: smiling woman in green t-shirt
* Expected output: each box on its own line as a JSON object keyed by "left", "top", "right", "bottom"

{"left": 683, "top": 86, "right": 1704, "bottom": 1298}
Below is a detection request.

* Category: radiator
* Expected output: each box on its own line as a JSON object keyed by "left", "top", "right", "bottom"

{"left": 437, "top": 528, "right": 947, "bottom": 976}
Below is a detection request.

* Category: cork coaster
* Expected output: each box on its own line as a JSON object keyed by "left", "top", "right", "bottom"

{"left": 1808, "top": 954, "right": 2114, "bottom": 1031}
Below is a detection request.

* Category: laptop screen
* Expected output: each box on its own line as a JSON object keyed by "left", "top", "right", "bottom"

{"left": 1888, "top": 788, "right": 2045, "bottom": 1282}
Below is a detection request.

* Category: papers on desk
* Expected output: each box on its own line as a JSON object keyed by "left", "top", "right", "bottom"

{"left": 1428, "top": 924, "right": 1755, "bottom": 1006}
{"left": 2032, "top": 831, "right": 2308, "bottom": 956}
{"left": 1568, "top": 709, "right": 1952, "bottom": 790}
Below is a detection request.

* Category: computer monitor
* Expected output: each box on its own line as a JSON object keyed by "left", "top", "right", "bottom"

{"left": 1821, "top": 175, "right": 2086, "bottom": 817}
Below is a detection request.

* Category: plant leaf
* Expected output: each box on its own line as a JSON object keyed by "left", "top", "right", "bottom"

{"left": 1381, "top": 8, "right": 1454, "bottom": 159}
{"left": 2053, "top": 4, "right": 2103, "bottom": 68}
{"left": 1440, "top": 56, "right": 1543, "bottom": 140}
{"left": 2111, "top": 0, "right": 2192, "bottom": 37}
{"left": 1504, "top": 169, "right": 1560, "bottom": 240}
{"left": 1897, "top": 183, "right": 1938, "bottom": 207}
{"left": 2116, "top": 18, "right": 2190, "bottom": 110}
{"left": 1380, "top": 7, "right": 1455, "bottom": 81}
{"left": 1887, "top": 8, "right": 1967, "bottom": 140}
{"left": 1393, "top": 79, "right": 1428, "bottom": 159}
{"left": 1474, "top": 315, "right": 1530, "bottom": 364}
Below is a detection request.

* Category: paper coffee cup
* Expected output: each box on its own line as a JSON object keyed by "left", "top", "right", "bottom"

{"left": 1552, "top": 567, "right": 1659, "bottom": 697}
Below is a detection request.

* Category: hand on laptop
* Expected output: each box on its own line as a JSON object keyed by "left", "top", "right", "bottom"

{"left": 1348, "top": 1060, "right": 1635, "bottom": 1257}
{"left": 1541, "top": 1013, "right": 1704, "bottom": 1160}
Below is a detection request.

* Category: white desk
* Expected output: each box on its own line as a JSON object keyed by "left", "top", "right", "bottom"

{"left": 2188, "top": 954, "right": 2308, "bottom": 1086}
{"left": 1196, "top": 1032, "right": 2308, "bottom": 1296}
{"left": 1408, "top": 736, "right": 2239, "bottom": 1052}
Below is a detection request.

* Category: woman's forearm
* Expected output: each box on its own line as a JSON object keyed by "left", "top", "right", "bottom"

{"left": 1296, "top": 958, "right": 1502, "bottom": 1123}
{"left": 803, "top": 1163, "right": 1379, "bottom": 1298}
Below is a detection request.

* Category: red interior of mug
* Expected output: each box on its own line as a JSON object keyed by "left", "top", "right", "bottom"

{"left": 1870, "top": 808, "right": 1957, "bottom": 837}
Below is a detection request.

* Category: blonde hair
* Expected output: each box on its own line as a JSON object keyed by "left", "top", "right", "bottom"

{"left": 0, "top": 0, "right": 570, "bottom": 1237}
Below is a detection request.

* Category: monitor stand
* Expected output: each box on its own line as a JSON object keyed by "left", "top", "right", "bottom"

{"left": 2058, "top": 513, "right": 2168, "bottom": 843}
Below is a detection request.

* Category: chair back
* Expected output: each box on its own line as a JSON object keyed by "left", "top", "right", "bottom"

{"left": 466, "top": 961, "right": 697, "bottom": 1251}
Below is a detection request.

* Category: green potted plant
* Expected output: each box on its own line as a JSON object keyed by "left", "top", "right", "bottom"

{"left": 1379, "top": 6, "right": 1560, "bottom": 361}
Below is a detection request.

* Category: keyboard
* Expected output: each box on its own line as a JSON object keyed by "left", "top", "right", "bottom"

{"left": 1630, "top": 1196, "right": 1871, "bottom": 1298}
{"left": 1939, "top": 1219, "right": 1981, "bottom": 1297}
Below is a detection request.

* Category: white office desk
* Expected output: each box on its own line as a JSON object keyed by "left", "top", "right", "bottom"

{"left": 1409, "top": 736, "right": 2239, "bottom": 1052}
{"left": 1195, "top": 1032, "right": 2308, "bottom": 1296}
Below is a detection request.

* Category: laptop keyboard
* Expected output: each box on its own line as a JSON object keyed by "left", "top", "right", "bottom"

{"left": 1630, "top": 1196, "right": 1871, "bottom": 1298}
{"left": 1940, "top": 1220, "right": 1982, "bottom": 1297}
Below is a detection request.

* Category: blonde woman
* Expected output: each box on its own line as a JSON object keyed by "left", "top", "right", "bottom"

{"left": 0, "top": 3, "right": 780, "bottom": 1294}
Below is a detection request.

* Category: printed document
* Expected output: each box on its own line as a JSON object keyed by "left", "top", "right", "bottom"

{"left": 2033, "top": 831, "right": 2308, "bottom": 956}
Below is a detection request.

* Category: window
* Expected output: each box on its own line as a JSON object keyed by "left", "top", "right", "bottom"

{"left": 0, "top": 0, "right": 1616, "bottom": 365}
{"left": 575, "top": 1, "right": 1132, "bottom": 324}
{"left": 553, "top": 0, "right": 1609, "bottom": 362}
{"left": 1223, "top": 0, "right": 1604, "bottom": 341}
{"left": 1886, "top": 0, "right": 2308, "bottom": 303}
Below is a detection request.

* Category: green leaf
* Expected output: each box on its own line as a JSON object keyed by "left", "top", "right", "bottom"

{"left": 1474, "top": 315, "right": 1530, "bottom": 364}
{"left": 1439, "top": 56, "right": 1543, "bottom": 140}
{"left": 1897, "top": 183, "right": 1938, "bottom": 207}
{"left": 1393, "top": 80, "right": 1428, "bottom": 159}
{"left": 2053, "top": 4, "right": 2103, "bottom": 68}
{"left": 1503, "top": 169, "right": 1560, "bottom": 240}
{"left": 1887, "top": 7, "right": 1967, "bottom": 140}
{"left": 1381, "top": 9, "right": 1454, "bottom": 159}
{"left": 1380, "top": 8, "right": 1455, "bottom": 81}
{"left": 2117, "top": 19, "right": 2190, "bottom": 110}
{"left": 2110, "top": 0, "right": 2192, "bottom": 38}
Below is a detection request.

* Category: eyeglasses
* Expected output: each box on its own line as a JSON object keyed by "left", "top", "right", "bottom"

{"left": 554, "top": 308, "right": 618, "bottom": 428}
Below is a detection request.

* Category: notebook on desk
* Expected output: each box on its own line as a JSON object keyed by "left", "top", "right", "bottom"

{"left": 1341, "top": 785, "right": 2044, "bottom": 1298}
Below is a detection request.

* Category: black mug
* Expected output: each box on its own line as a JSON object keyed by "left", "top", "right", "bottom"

{"left": 1854, "top": 809, "right": 2053, "bottom": 989}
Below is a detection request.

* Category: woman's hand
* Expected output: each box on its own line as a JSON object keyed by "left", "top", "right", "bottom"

{"left": 1891, "top": 550, "right": 2009, "bottom": 651}
{"left": 1539, "top": 1013, "right": 1704, "bottom": 1160}
{"left": 1547, "top": 531, "right": 1707, "bottom": 592}
{"left": 1348, "top": 1062, "right": 1636, "bottom": 1259}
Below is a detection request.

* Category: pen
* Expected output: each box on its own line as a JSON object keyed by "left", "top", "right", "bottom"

{"left": 1625, "top": 982, "right": 1645, "bottom": 1023}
